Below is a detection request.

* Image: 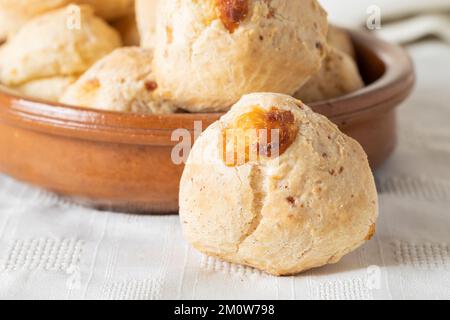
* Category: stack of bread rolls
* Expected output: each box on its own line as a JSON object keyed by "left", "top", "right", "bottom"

{"left": 0, "top": 0, "right": 364, "bottom": 112}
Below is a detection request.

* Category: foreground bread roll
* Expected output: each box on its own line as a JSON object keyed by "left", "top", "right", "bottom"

{"left": 0, "top": 0, "right": 70, "bottom": 41}
{"left": 180, "top": 93, "right": 378, "bottom": 276}
{"left": 294, "top": 46, "right": 364, "bottom": 103}
{"left": 60, "top": 47, "right": 175, "bottom": 114}
{"left": 0, "top": 5, "right": 122, "bottom": 100}
{"left": 154, "top": 0, "right": 328, "bottom": 112}
{"left": 136, "top": 0, "right": 159, "bottom": 48}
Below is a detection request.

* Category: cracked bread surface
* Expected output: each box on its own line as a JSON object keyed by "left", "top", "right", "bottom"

{"left": 179, "top": 93, "right": 378, "bottom": 276}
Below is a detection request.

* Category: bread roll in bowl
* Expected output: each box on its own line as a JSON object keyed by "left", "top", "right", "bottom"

{"left": 0, "top": 5, "right": 122, "bottom": 100}
{"left": 15, "top": 76, "right": 78, "bottom": 102}
{"left": 77, "top": 0, "right": 134, "bottom": 21}
{"left": 294, "top": 46, "right": 364, "bottom": 103}
{"left": 153, "top": 0, "right": 328, "bottom": 112}
{"left": 61, "top": 47, "right": 175, "bottom": 114}
{"left": 113, "top": 14, "right": 140, "bottom": 46}
{"left": 0, "top": 0, "right": 133, "bottom": 41}
{"left": 136, "top": 0, "right": 159, "bottom": 48}
{"left": 180, "top": 93, "right": 378, "bottom": 276}
{"left": 328, "top": 25, "right": 356, "bottom": 59}
{"left": 0, "top": 0, "right": 71, "bottom": 41}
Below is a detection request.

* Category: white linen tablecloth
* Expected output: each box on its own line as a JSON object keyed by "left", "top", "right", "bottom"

{"left": 0, "top": 40, "right": 449, "bottom": 300}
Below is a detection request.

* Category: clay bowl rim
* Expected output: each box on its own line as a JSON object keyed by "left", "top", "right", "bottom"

{"left": 0, "top": 29, "right": 415, "bottom": 146}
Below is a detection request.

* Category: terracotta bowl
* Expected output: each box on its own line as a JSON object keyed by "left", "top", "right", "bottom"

{"left": 0, "top": 30, "right": 415, "bottom": 214}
